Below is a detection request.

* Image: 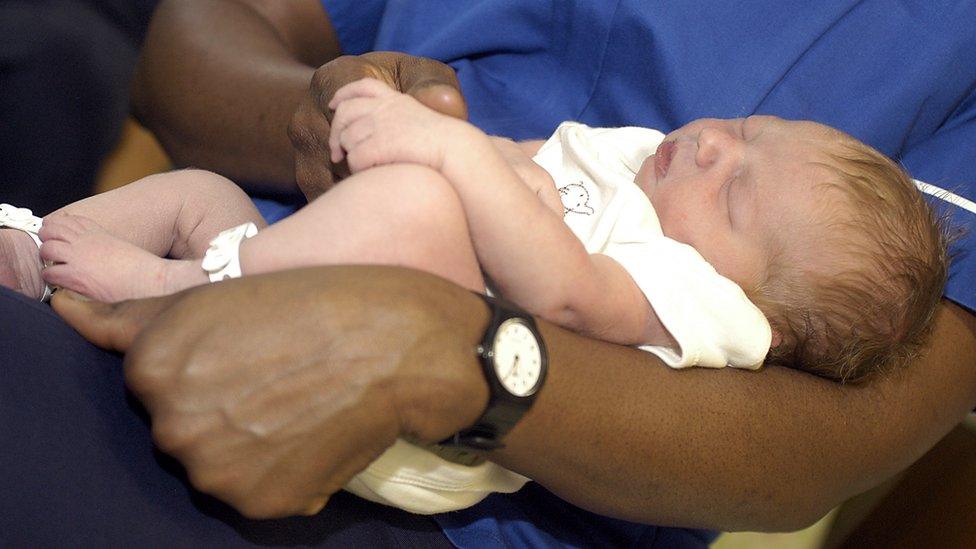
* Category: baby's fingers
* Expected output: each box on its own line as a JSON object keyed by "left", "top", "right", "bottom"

{"left": 337, "top": 118, "right": 377, "bottom": 170}
{"left": 329, "top": 97, "right": 379, "bottom": 163}
{"left": 328, "top": 77, "right": 395, "bottom": 109}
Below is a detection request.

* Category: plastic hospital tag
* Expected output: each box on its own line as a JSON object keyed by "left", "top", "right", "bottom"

{"left": 201, "top": 222, "right": 258, "bottom": 282}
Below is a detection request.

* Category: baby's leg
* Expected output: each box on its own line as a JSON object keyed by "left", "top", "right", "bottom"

{"left": 159, "top": 164, "right": 486, "bottom": 296}
{"left": 37, "top": 170, "right": 265, "bottom": 302}
{"left": 49, "top": 169, "right": 266, "bottom": 257}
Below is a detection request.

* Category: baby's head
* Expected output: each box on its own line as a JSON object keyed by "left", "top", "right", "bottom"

{"left": 637, "top": 116, "right": 948, "bottom": 382}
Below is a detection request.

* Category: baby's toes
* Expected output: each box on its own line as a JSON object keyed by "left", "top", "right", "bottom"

{"left": 39, "top": 240, "right": 73, "bottom": 265}
{"left": 38, "top": 217, "right": 78, "bottom": 243}
{"left": 40, "top": 263, "right": 69, "bottom": 289}
{"left": 43, "top": 212, "right": 99, "bottom": 239}
{"left": 41, "top": 264, "right": 80, "bottom": 293}
{"left": 41, "top": 264, "right": 99, "bottom": 301}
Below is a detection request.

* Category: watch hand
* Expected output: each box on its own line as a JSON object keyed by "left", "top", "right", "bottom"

{"left": 504, "top": 354, "right": 520, "bottom": 380}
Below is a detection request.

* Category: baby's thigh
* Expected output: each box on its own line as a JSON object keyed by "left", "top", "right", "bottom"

{"left": 332, "top": 164, "right": 467, "bottom": 229}
{"left": 301, "top": 164, "right": 484, "bottom": 289}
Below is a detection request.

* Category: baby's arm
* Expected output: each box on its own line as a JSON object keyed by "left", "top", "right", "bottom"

{"left": 329, "top": 79, "right": 670, "bottom": 346}
{"left": 443, "top": 134, "right": 672, "bottom": 345}
{"left": 488, "top": 137, "right": 562, "bottom": 214}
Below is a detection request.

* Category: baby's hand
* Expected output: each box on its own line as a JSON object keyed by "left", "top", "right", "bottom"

{"left": 328, "top": 78, "right": 458, "bottom": 174}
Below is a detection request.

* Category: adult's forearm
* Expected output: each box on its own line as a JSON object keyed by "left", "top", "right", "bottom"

{"left": 132, "top": 0, "right": 338, "bottom": 194}
{"left": 56, "top": 265, "right": 976, "bottom": 526}
{"left": 493, "top": 300, "right": 976, "bottom": 531}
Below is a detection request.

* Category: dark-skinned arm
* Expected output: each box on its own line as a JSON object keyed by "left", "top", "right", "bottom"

{"left": 495, "top": 300, "right": 976, "bottom": 530}
{"left": 132, "top": 0, "right": 327, "bottom": 193}
{"left": 53, "top": 268, "right": 976, "bottom": 530}
{"left": 132, "top": 0, "right": 465, "bottom": 198}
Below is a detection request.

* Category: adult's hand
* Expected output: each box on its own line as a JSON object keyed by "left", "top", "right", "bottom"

{"left": 289, "top": 52, "right": 468, "bottom": 201}
{"left": 50, "top": 272, "right": 976, "bottom": 530}
{"left": 134, "top": 1, "right": 466, "bottom": 197}
{"left": 52, "top": 267, "right": 489, "bottom": 519}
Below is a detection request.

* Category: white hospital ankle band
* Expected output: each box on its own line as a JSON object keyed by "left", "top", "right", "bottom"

{"left": 201, "top": 222, "right": 258, "bottom": 282}
{"left": 0, "top": 203, "right": 52, "bottom": 302}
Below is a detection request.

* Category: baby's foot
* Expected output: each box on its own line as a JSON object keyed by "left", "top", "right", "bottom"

{"left": 38, "top": 213, "right": 204, "bottom": 302}
{"left": 0, "top": 228, "right": 45, "bottom": 299}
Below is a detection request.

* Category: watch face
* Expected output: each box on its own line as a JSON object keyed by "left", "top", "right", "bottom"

{"left": 492, "top": 318, "right": 543, "bottom": 397}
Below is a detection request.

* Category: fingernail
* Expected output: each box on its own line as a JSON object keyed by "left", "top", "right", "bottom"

{"left": 304, "top": 498, "right": 327, "bottom": 515}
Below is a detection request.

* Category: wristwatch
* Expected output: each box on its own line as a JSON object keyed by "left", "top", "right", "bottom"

{"left": 442, "top": 293, "right": 549, "bottom": 451}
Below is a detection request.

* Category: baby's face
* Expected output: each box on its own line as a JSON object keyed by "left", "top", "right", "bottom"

{"left": 635, "top": 115, "right": 840, "bottom": 290}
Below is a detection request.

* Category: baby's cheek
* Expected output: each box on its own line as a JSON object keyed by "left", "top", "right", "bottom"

{"left": 655, "top": 201, "right": 690, "bottom": 241}
{"left": 712, "top": 246, "right": 766, "bottom": 291}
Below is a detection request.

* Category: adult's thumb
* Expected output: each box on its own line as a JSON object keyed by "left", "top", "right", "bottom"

{"left": 51, "top": 290, "right": 176, "bottom": 352}
{"left": 411, "top": 81, "right": 468, "bottom": 120}
{"left": 394, "top": 55, "right": 467, "bottom": 119}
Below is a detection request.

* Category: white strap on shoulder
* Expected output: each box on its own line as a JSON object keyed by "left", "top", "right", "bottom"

{"left": 201, "top": 222, "right": 258, "bottom": 282}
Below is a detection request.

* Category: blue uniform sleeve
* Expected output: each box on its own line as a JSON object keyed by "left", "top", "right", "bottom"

{"left": 900, "top": 88, "right": 976, "bottom": 313}
{"left": 320, "top": 0, "right": 388, "bottom": 55}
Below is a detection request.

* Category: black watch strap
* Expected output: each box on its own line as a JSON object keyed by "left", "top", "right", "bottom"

{"left": 441, "top": 292, "right": 547, "bottom": 451}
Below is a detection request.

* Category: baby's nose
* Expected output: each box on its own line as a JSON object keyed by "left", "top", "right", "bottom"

{"left": 695, "top": 127, "right": 741, "bottom": 169}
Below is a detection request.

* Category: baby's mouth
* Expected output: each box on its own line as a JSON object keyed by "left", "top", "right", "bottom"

{"left": 654, "top": 141, "right": 675, "bottom": 181}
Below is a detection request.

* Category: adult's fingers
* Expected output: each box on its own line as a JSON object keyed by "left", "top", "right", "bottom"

{"left": 290, "top": 53, "right": 465, "bottom": 201}
{"left": 334, "top": 53, "right": 466, "bottom": 119}
{"left": 328, "top": 77, "right": 394, "bottom": 108}
{"left": 392, "top": 55, "right": 468, "bottom": 120}
{"left": 289, "top": 96, "right": 337, "bottom": 201}
{"left": 312, "top": 53, "right": 465, "bottom": 118}
{"left": 309, "top": 55, "right": 386, "bottom": 115}
{"left": 51, "top": 290, "right": 179, "bottom": 352}
{"left": 289, "top": 55, "right": 381, "bottom": 200}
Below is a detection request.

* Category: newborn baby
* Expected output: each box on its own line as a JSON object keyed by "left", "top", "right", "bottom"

{"left": 0, "top": 78, "right": 947, "bottom": 513}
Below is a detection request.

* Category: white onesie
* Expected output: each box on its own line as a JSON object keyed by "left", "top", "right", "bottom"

{"left": 535, "top": 122, "right": 771, "bottom": 368}
{"left": 344, "top": 122, "right": 772, "bottom": 515}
